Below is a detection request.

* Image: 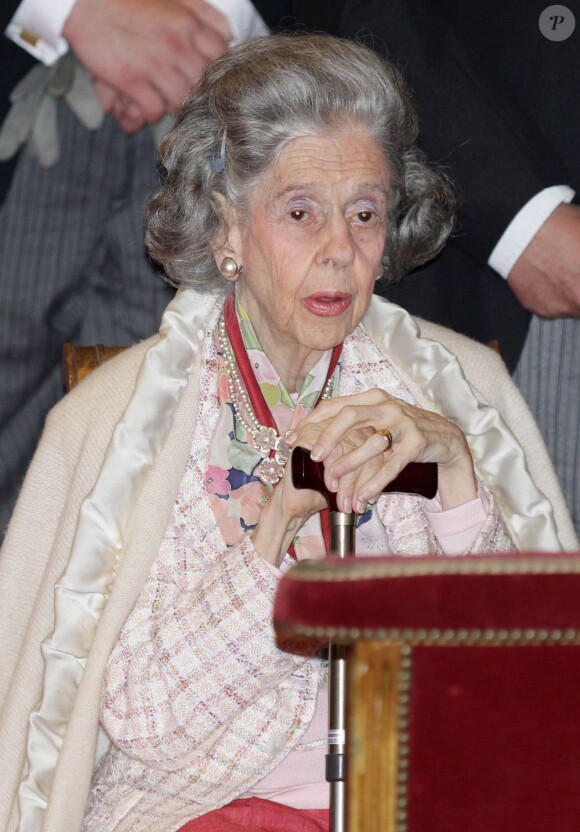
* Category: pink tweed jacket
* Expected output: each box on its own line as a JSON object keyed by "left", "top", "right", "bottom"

{"left": 82, "top": 324, "right": 514, "bottom": 831}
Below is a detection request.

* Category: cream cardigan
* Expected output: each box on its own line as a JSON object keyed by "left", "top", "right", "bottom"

{"left": 0, "top": 289, "right": 576, "bottom": 832}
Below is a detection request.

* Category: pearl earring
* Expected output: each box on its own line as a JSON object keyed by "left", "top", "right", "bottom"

{"left": 220, "top": 257, "right": 242, "bottom": 279}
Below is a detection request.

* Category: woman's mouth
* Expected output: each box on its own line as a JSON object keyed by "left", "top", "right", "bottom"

{"left": 302, "top": 293, "right": 352, "bottom": 317}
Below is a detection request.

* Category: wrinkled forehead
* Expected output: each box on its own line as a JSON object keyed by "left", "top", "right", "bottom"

{"left": 257, "top": 131, "right": 391, "bottom": 201}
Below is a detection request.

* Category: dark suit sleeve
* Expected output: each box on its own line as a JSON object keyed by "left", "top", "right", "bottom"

{"left": 251, "top": 0, "right": 344, "bottom": 34}
{"left": 341, "top": 0, "right": 573, "bottom": 267}
{"left": 2, "top": 1, "right": 39, "bottom": 106}
{"left": 1, "top": 4, "right": 38, "bottom": 203}
{"left": 1, "top": 0, "right": 25, "bottom": 32}
{"left": 250, "top": 1, "right": 292, "bottom": 29}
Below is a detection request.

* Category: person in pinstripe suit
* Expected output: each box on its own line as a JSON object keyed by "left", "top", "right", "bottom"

{"left": 0, "top": 0, "right": 266, "bottom": 539}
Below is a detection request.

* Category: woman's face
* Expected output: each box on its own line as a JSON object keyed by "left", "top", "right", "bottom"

{"left": 222, "top": 129, "right": 390, "bottom": 388}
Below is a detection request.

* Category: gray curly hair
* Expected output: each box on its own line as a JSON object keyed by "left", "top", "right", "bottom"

{"left": 146, "top": 34, "right": 455, "bottom": 290}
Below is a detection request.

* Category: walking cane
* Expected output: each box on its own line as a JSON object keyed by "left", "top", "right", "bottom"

{"left": 292, "top": 446, "right": 437, "bottom": 832}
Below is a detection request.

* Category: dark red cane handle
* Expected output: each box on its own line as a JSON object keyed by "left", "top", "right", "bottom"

{"left": 291, "top": 445, "right": 438, "bottom": 512}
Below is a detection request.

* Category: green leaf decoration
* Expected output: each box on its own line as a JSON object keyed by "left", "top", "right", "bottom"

{"left": 236, "top": 300, "right": 251, "bottom": 322}
{"left": 299, "top": 391, "right": 319, "bottom": 410}
{"left": 233, "top": 417, "right": 248, "bottom": 441}
{"left": 278, "top": 385, "right": 295, "bottom": 409}
{"left": 262, "top": 383, "right": 282, "bottom": 408}
{"left": 228, "top": 440, "right": 261, "bottom": 474}
{"left": 239, "top": 318, "right": 261, "bottom": 350}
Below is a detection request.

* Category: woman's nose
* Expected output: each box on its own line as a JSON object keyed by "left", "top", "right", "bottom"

{"left": 318, "top": 215, "right": 355, "bottom": 268}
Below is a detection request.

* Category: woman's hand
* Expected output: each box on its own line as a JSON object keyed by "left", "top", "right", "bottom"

{"left": 252, "top": 422, "right": 376, "bottom": 567}
{"left": 293, "top": 388, "right": 477, "bottom": 513}
{"left": 250, "top": 456, "right": 329, "bottom": 567}
{"left": 251, "top": 388, "right": 477, "bottom": 566}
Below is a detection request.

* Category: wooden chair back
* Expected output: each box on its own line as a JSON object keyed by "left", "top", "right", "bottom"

{"left": 62, "top": 344, "right": 126, "bottom": 392}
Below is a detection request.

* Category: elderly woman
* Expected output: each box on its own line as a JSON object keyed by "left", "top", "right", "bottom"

{"left": 0, "top": 34, "right": 576, "bottom": 832}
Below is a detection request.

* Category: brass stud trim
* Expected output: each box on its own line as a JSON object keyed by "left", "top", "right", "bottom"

{"left": 395, "top": 647, "right": 412, "bottom": 832}
{"left": 277, "top": 625, "right": 580, "bottom": 647}
{"left": 283, "top": 555, "right": 580, "bottom": 582}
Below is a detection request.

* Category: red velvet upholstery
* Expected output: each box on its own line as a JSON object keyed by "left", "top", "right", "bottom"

{"left": 408, "top": 646, "right": 580, "bottom": 831}
{"left": 274, "top": 555, "right": 580, "bottom": 633}
{"left": 273, "top": 555, "right": 580, "bottom": 832}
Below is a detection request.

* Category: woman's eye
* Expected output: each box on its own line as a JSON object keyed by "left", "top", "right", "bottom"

{"left": 290, "top": 209, "right": 308, "bottom": 221}
{"left": 357, "top": 211, "right": 374, "bottom": 223}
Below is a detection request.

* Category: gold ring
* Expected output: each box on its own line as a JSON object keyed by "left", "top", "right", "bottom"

{"left": 374, "top": 427, "right": 393, "bottom": 450}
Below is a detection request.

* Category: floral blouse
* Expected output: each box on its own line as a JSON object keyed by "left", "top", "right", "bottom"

{"left": 206, "top": 298, "right": 394, "bottom": 560}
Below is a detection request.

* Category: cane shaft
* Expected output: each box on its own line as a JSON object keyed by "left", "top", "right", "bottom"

{"left": 326, "top": 512, "right": 355, "bottom": 832}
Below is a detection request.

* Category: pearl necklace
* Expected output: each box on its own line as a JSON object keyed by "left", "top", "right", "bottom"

{"left": 218, "top": 315, "right": 335, "bottom": 486}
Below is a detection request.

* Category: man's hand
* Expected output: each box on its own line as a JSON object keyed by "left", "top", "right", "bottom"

{"left": 507, "top": 203, "right": 580, "bottom": 318}
{"left": 63, "top": 0, "right": 231, "bottom": 132}
{"left": 91, "top": 79, "right": 152, "bottom": 133}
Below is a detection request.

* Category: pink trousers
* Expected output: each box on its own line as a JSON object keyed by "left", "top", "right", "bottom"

{"left": 177, "top": 798, "right": 329, "bottom": 831}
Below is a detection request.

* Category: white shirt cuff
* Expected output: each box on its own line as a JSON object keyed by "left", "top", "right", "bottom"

{"left": 206, "top": 0, "right": 269, "bottom": 45}
{"left": 5, "top": 0, "right": 77, "bottom": 65}
{"left": 488, "top": 185, "right": 576, "bottom": 278}
{"left": 5, "top": 0, "right": 268, "bottom": 67}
